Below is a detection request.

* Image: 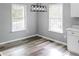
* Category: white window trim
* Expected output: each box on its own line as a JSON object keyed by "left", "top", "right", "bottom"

{"left": 11, "top": 4, "right": 27, "bottom": 32}
{"left": 48, "top": 4, "right": 63, "bottom": 33}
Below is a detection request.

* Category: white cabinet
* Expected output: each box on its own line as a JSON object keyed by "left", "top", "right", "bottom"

{"left": 67, "top": 30, "right": 79, "bottom": 54}
{"left": 71, "top": 3, "right": 79, "bottom": 17}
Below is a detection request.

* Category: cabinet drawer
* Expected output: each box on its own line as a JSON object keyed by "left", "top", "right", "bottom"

{"left": 67, "top": 31, "right": 79, "bottom": 36}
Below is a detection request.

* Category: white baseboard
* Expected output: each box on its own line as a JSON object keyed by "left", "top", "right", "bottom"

{"left": 0, "top": 34, "right": 38, "bottom": 45}
{"left": 37, "top": 34, "right": 67, "bottom": 46}
{"left": 0, "top": 34, "right": 67, "bottom": 46}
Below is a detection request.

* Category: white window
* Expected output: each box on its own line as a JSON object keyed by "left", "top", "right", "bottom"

{"left": 49, "top": 4, "right": 63, "bottom": 33}
{"left": 12, "top": 4, "right": 26, "bottom": 32}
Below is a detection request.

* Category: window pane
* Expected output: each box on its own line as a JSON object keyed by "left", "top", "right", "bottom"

{"left": 12, "top": 4, "right": 26, "bottom": 32}
{"left": 49, "top": 4, "right": 63, "bottom": 33}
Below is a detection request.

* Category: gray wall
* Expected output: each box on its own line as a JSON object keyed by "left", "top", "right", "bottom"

{"left": 0, "top": 3, "right": 78, "bottom": 44}
{"left": 37, "top": 3, "right": 71, "bottom": 43}
{"left": 0, "top": 3, "right": 37, "bottom": 43}
{"left": 72, "top": 17, "right": 79, "bottom": 25}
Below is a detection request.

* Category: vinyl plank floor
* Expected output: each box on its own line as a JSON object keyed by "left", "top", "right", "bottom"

{"left": 0, "top": 37, "right": 77, "bottom": 56}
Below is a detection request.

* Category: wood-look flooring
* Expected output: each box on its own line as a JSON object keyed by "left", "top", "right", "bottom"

{"left": 0, "top": 36, "right": 77, "bottom": 56}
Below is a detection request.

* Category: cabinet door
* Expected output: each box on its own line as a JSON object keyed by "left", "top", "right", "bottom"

{"left": 67, "top": 31, "right": 79, "bottom": 54}
{"left": 71, "top": 3, "right": 79, "bottom": 17}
